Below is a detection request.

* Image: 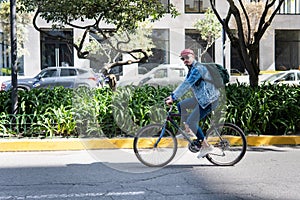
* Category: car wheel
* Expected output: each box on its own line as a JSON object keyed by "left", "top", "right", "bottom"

{"left": 76, "top": 84, "right": 89, "bottom": 89}
{"left": 18, "top": 87, "right": 30, "bottom": 91}
{"left": 146, "top": 83, "right": 159, "bottom": 87}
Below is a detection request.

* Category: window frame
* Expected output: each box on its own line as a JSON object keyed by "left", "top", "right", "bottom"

{"left": 185, "top": 29, "right": 215, "bottom": 63}
{"left": 275, "top": 30, "right": 300, "bottom": 70}
{"left": 40, "top": 29, "right": 74, "bottom": 70}
{"left": 184, "top": 0, "right": 214, "bottom": 14}
{"left": 277, "top": 0, "right": 300, "bottom": 15}
{"left": 160, "top": 0, "right": 170, "bottom": 13}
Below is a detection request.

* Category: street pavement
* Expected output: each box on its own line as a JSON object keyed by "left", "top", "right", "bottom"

{"left": 0, "top": 146, "right": 299, "bottom": 200}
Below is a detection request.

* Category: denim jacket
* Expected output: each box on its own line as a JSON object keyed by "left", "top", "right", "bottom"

{"left": 171, "top": 61, "right": 220, "bottom": 109}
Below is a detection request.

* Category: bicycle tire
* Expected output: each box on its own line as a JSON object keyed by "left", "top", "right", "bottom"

{"left": 205, "top": 123, "right": 247, "bottom": 166}
{"left": 133, "top": 124, "right": 177, "bottom": 167}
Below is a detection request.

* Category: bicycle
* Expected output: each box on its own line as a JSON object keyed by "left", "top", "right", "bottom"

{"left": 133, "top": 104, "right": 247, "bottom": 167}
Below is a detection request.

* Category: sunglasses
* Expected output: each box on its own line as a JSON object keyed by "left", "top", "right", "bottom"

{"left": 180, "top": 56, "right": 190, "bottom": 61}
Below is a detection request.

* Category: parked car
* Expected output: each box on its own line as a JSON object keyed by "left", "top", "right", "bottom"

{"left": 1, "top": 67, "right": 99, "bottom": 91}
{"left": 261, "top": 70, "right": 300, "bottom": 86}
{"left": 117, "top": 64, "right": 188, "bottom": 87}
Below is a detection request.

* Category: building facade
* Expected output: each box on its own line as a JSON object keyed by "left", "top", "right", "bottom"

{"left": 0, "top": 0, "right": 300, "bottom": 79}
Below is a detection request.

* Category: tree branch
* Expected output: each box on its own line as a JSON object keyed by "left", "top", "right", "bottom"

{"left": 210, "top": 0, "right": 236, "bottom": 42}
{"left": 101, "top": 48, "right": 148, "bottom": 74}
{"left": 32, "top": 8, "right": 90, "bottom": 59}
{"left": 238, "top": 0, "right": 251, "bottom": 45}
{"left": 255, "top": 0, "right": 284, "bottom": 42}
{"left": 227, "top": 0, "right": 246, "bottom": 47}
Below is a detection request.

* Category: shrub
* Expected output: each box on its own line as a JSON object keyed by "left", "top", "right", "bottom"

{"left": 226, "top": 83, "right": 300, "bottom": 135}
{"left": 0, "top": 84, "right": 299, "bottom": 138}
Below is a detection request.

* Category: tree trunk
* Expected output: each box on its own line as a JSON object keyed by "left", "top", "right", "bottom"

{"left": 248, "top": 44, "right": 260, "bottom": 87}
{"left": 243, "top": 55, "right": 259, "bottom": 87}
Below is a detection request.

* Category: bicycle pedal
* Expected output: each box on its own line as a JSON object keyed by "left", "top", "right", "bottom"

{"left": 188, "top": 140, "right": 202, "bottom": 153}
{"left": 193, "top": 139, "right": 202, "bottom": 147}
{"left": 188, "top": 144, "right": 200, "bottom": 153}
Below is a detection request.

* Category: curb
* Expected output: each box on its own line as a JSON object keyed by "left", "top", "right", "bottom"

{"left": 0, "top": 136, "right": 299, "bottom": 152}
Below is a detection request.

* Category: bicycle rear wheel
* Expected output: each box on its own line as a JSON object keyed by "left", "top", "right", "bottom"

{"left": 133, "top": 124, "right": 177, "bottom": 167}
{"left": 206, "top": 123, "right": 247, "bottom": 166}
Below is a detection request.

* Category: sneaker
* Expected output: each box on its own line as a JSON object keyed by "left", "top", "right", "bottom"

{"left": 197, "top": 145, "right": 214, "bottom": 159}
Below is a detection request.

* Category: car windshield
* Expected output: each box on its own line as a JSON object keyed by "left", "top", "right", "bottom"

{"left": 170, "top": 68, "right": 187, "bottom": 77}
{"left": 38, "top": 69, "right": 58, "bottom": 78}
{"left": 281, "top": 73, "right": 295, "bottom": 81}
{"left": 153, "top": 69, "right": 167, "bottom": 78}
{"left": 264, "top": 73, "right": 285, "bottom": 81}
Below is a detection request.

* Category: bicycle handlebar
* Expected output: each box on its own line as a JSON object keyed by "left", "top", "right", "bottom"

{"left": 164, "top": 101, "right": 174, "bottom": 113}
{"left": 164, "top": 98, "right": 175, "bottom": 113}
{"left": 167, "top": 105, "right": 173, "bottom": 113}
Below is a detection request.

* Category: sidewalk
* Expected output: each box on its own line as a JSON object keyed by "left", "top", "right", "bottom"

{"left": 0, "top": 135, "right": 299, "bottom": 152}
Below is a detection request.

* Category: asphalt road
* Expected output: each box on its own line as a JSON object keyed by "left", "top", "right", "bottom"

{"left": 0, "top": 146, "right": 299, "bottom": 200}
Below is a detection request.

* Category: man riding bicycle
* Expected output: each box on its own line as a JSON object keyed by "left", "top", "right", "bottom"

{"left": 165, "top": 49, "right": 220, "bottom": 159}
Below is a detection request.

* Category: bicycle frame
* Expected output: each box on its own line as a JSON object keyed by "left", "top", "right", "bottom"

{"left": 155, "top": 105, "right": 226, "bottom": 146}
{"left": 154, "top": 105, "right": 195, "bottom": 147}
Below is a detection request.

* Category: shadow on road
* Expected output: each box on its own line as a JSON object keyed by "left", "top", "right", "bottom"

{"left": 1, "top": 148, "right": 297, "bottom": 200}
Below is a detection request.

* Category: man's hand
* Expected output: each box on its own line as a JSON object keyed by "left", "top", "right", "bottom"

{"left": 165, "top": 96, "right": 173, "bottom": 105}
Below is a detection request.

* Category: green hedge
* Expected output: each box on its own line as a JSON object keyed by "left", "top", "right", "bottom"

{"left": 226, "top": 83, "right": 300, "bottom": 135}
{"left": 0, "top": 84, "right": 299, "bottom": 138}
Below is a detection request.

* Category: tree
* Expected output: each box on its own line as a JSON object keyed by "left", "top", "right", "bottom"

{"left": 193, "top": 8, "right": 222, "bottom": 61}
{"left": 209, "top": 0, "right": 285, "bottom": 87}
{"left": 81, "top": 20, "right": 156, "bottom": 73}
{"left": 86, "top": 20, "right": 157, "bottom": 90}
{"left": 19, "top": 0, "right": 179, "bottom": 74}
{"left": 0, "top": 1, "right": 31, "bottom": 66}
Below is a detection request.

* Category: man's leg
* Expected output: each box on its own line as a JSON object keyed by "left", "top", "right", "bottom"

{"left": 185, "top": 103, "right": 217, "bottom": 158}
{"left": 186, "top": 104, "right": 212, "bottom": 141}
{"left": 177, "top": 97, "right": 197, "bottom": 131}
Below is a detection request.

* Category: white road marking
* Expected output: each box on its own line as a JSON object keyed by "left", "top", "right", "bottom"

{"left": 0, "top": 191, "right": 145, "bottom": 199}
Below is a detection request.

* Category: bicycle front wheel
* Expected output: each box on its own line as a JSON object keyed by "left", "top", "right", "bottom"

{"left": 133, "top": 124, "right": 177, "bottom": 167}
{"left": 206, "top": 123, "right": 247, "bottom": 166}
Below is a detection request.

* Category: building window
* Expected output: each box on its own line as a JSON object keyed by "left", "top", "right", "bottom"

{"left": 185, "top": 0, "right": 213, "bottom": 13}
{"left": 40, "top": 29, "right": 74, "bottom": 69}
{"left": 90, "top": 29, "right": 170, "bottom": 75}
{"left": 230, "top": 46, "right": 247, "bottom": 74}
{"left": 0, "top": 29, "right": 24, "bottom": 76}
{"left": 0, "top": 30, "right": 10, "bottom": 76}
{"left": 160, "top": 0, "right": 170, "bottom": 12}
{"left": 277, "top": 0, "right": 300, "bottom": 14}
{"left": 275, "top": 30, "right": 300, "bottom": 70}
{"left": 185, "top": 29, "right": 215, "bottom": 63}
{"left": 138, "top": 29, "right": 170, "bottom": 74}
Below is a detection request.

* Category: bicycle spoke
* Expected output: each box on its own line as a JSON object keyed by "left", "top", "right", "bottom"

{"left": 206, "top": 123, "right": 247, "bottom": 166}
{"left": 134, "top": 124, "right": 177, "bottom": 167}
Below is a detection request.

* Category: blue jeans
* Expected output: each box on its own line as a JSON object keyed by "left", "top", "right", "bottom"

{"left": 177, "top": 97, "right": 217, "bottom": 141}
